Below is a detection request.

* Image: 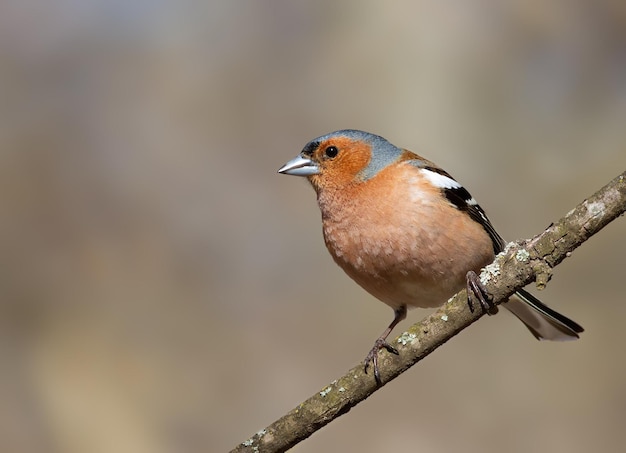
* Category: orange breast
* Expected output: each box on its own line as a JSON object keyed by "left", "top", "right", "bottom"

{"left": 318, "top": 163, "right": 495, "bottom": 309}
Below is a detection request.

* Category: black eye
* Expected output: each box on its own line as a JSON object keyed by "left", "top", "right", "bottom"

{"left": 324, "top": 146, "right": 338, "bottom": 158}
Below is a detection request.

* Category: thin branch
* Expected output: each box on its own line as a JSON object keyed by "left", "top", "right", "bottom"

{"left": 231, "top": 171, "right": 626, "bottom": 453}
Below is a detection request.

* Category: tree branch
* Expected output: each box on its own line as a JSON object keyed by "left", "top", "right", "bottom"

{"left": 231, "top": 171, "right": 626, "bottom": 453}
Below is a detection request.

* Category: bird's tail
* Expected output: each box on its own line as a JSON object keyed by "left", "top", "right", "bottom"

{"left": 504, "top": 288, "right": 584, "bottom": 341}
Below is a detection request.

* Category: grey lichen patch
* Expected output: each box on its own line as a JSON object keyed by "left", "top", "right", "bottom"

{"left": 440, "top": 314, "right": 449, "bottom": 321}
{"left": 515, "top": 249, "right": 530, "bottom": 262}
{"left": 320, "top": 386, "right": 332, "bottom": 397}
{"left": 586, "top": 201, "right": 606, "bottom": 218}
{"left": 397, "top": 331, "right": 417, "bottom": 346}
{"left": 242, "top": 429, "right": 267, "bottom": 449}
{"left": 480, "top": 261, "right": 501, "bottom": 286}
{"left": 338, "top": 387, "right": 346, "bottom": 393}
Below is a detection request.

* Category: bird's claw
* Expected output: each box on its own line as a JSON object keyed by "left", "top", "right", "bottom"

{"left": 466, "top": 270, "right": 498, "bottom": 315}
{"left": 364, "top": 338, "right": 399, "bottom": 385}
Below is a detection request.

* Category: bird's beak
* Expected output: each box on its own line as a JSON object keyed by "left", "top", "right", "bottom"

{"left": 277, "top": 155, "right": 320, "bottom": 176}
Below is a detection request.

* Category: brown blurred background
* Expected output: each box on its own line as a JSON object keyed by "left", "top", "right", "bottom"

{"left": 0, "top": 1, "right": 625, "bottom": 452}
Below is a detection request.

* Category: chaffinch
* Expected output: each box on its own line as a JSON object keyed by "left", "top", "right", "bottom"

{"left": 278, "top": 129, "right": 583, "bottom": 383}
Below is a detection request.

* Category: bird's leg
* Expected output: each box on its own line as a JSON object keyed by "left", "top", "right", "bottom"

{"left": 466, "top": 270, "right": 498, "bottom": 315}
{"left": 364, "top": 305, "right": 407, "bottom": 385}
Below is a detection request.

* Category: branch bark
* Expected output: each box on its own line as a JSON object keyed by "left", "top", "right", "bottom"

{"left": 231, "top": 171, "right": 626, "bottom": 453}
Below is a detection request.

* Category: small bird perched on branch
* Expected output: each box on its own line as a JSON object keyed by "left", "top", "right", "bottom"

{"left": 278, "top": 130, "right": 583, "bottom": 384}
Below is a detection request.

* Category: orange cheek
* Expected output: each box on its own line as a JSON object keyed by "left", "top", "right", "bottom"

{"left": 312, "top": 139, "right": 373, "bottom": 190}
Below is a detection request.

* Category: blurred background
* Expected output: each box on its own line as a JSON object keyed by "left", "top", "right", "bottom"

{"left": 0, "top": 1, "right": 625, "bottom": 452}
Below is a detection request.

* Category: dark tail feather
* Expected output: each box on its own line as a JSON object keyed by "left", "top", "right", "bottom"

{"left": 504, "top": 288, "right": 584, "bottom": 341}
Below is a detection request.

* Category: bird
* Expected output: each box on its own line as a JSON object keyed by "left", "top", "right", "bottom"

{"left": 278, "top": 129, "right": 583, "bottom": 384}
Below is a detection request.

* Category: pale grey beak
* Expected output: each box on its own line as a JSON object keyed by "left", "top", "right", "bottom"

{"left": 277, "top": 155, "right": 320, "bottom": 176}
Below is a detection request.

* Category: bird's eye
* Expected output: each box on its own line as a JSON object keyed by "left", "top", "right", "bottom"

{"left": 324, "top": 146, "right": 339, "bottom": 159}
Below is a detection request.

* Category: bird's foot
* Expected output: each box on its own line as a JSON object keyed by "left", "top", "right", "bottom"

{"left": 364, "top": 338, "right": 399, "bottom": 385}
{"left": 466, "top": 270, "right": 498, "bottom": 315}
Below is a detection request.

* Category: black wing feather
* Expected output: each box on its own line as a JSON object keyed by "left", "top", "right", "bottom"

{"left": 423, "top": 166, "right": 505, "bottom": 254}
